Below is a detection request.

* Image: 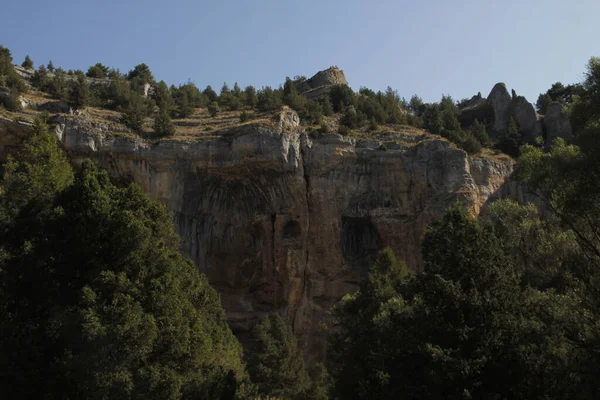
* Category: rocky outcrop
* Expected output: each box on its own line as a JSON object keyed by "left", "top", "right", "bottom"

{"left": 6, "top": 114, "right": 507, "bottom": 361}
{"left": 543, "top": 102, "right": 573, "bottom": 148}
{"left": 459, "top": 83, "right": 543, "bottom": 143}
{"left": 0, "top": 113, "right": 514, "bottom": 361}
{"left": 296, "top": 67, "right": 348, "bottom": 100}
{"left": 488, "top": 83, "right": 513, "bottom": 136}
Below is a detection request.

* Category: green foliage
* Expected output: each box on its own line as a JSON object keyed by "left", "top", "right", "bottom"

{"left": 0, "top": 160, "right": 247, "bottom": 399}
{"left": 86, "top": 62, "right": 109, "bottom": 78}
{"left": 470, "top": 118, "right": 491, "bottom": 147}
{"left": 69, "top": 73, "right": 90, "bottom": 108}
{"left": 239, "top": 110, "right": 250, "bottom": 123}
{"left": 422, "top": 103, "right": 443, "bottom": 134}
{"left": 246, "top": 313, "right": 309, "bottom": 399}
{"left": 172, "top": 82, "right": 204, "bottom": 117}
{"left": 257, "top": 86, "right": 282, "bottom": 111}
{"left": 330, "top": 210, "right": 576, "bottom": 399}
{"left": 283, "top": 77, "right": 306, "bottom": 111}
{"left": 329, "top": 84, "right": 356, "bottom": 112}
{"left": 48, "top": 69, "right": 68, "bottom": 100}
{"left": 203, "top": 85, "right": 218, "bottom": 103}
{"left": 408, "top": 94, "right": 425, "bottom": 116}
{"left": 461, "top": 135, "right": 481, "bottom": 153}
{"left": 536, "top": 93, "right": 553, "bottom": 114}
{"left": 21, "top": 55, "right": 33, "bottom": 69}
{"left": 329, "top": 248, "right": 414, "bottom": 399}
{"left": 127, "top": 63, "right": 154, "bottom": 84}
{"left": 153, "top": 107, "right": 175, "bottom": 137}
{"left": 121, "top": 94, "right": 147, "bottom": 131}
{"left": 31, "top": 64, "right": 50, "bottom": 91}
{"left": 47, "top": 60, "right": 54, "bottom": 72}
{"left": 244, "top": 85, "right": 258, "bottom": 108}
{"left": 152, "top": 80, "right": 173, "bottom": 111}
{"left": 497, "top": 116, "right": 521, "bottom": 157}
{"left": 339, "top": 106, "right": 365, "bottom": 130}
{"left": 305, "top": 363, "right": 332, "bottom": 400}
{"left": 208, "top": 101, "right": 220, "bottom": 117}
{"left": 0, "top": 45, "right": 27, "bottom": 105}
{"left": 321, "top": 97, "right": 333, "bottom": 116}
{"left": 570, "top": 57, "right": 600, "bottom": 133}
{"left": 0, "top": 118, "right": 73, "bottom": 227}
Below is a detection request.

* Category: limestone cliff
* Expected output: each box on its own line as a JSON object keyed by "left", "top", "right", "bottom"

{"left": 0, "top": 112, "right": 516, "bottom": 360}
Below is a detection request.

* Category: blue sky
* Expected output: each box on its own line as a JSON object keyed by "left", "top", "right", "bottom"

{"left": 1, "top": 0, "right": 598, "bottom": 103}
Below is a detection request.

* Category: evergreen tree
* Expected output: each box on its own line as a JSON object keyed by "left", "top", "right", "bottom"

{"left": 86, "top": 63, "right": 109, "bottom": 79}
{"left": 470, "top": 118, "right": 491, "bottom": 147}
{"left": 422, "top": 104, "right": 443, "bottom": 134}
{"left": 152, "top": 80, "right": 173, "bottom": 111}
{"left": 536, "top": 93, "right": 552, "bottom": 114}
{"left": 21, "top": 55, "right": 33, "bottom": 69}
{"left": 283, "top": 77, "right": 306, "bottom": 111}
{"left": 0, "top": 118, "right": 73, "bottom": 227}
{"left": 409, "top": 94, "right": 424, "bottom": 116}
{"left": 497, "top": 116, "right": 521, "bottom": 157}
{"left": 48, "top": 69, "right": 68, "bottom": 100}
{"left": 0, "top": 160, "right": 248, "bottom": 399}
{"left": 203, "top": 85, "right": 218, "bottom": 103}
{"left": 329, "top": 84, "right": 356, "bottom": 112}
{"left": 208, "top": 101, "right": 220, "bottom": 117}
{"left": 47, "top": 60, "right": 54, "bottom": 72}
{"left": 121, "top": 94, "right": 147, "bottom": 131}
{"left": 257, "top": 86, "right": 282, "bottom": 111}
{"left": 246, "top": 313, "right": 310, "bottom": 399}
{"left": 321, "top": 97, "right": 334, "bottom": 116}
{"left": 126, "top": 63, "right": 154, "bottom": 84}
{"left": 244, "top": 85, "right": 258, "bottom": 108}
{"left": 0, "top": 45, "right": 27, "bottom": 99}
{"left": 69, "top": 73, "right": 90, "bottom": 108}
{"left": 31, "top": 65, "right": 50, "bottom": 91}
{"left": 329, "top": 211, "right": 576, "bottom": 399}
{"left": 154, "top": 107, "right": 175, "bottom": 136}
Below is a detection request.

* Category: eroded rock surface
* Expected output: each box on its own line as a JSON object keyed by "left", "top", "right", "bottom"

{"left": 296, "top": 67, "right": 348, "bottom": 100}
{"left": 0, "top": 115, "right": 515, "bottom": 361}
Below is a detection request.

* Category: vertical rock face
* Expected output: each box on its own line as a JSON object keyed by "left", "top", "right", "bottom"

{"left": 543, "top": 102, "right": 573, "bottom": 148}
{"left": 488, "top": 83, "right": 513, "bottom": 137}
{"left": 0, "top": 115, "right": 514, "bottom": 360}
{"left": 459, "top": 83, "right": 543, "bottom": 144}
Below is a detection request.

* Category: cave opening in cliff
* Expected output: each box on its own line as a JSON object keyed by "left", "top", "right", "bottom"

{"left": 283, "top": 220, "right": 301, "bottom": 239}
{"left": 340, "top": 216, "right": 381, "bottom": 270}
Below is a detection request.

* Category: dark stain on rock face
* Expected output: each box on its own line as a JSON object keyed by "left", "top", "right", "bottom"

{"left": 283, "top": 220, "right": 301, "bottom": 239}
{"left": 340, "top": 216, "right": 381, "bottom": 271}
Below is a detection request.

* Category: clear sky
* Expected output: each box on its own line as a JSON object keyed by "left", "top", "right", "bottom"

{"left": 1, "top": 0, "right": 598, "bottom": 103}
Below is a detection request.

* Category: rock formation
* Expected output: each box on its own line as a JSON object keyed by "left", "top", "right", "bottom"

{"left": 458, "top": 82, "right": 578, "bottom": 146}
{"left": 295, "top": 67, "right": 348, "bottom": 100}
{"left": 0, "top": 111, "right": 516, "bottom": 361}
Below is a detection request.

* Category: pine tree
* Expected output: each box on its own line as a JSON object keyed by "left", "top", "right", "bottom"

{"left": 246, "top": 314, "right": 310, "bottom": 399}
{"left": 21, "top": 55, "right": 33, "bottom": 69}
{"left": 153, "top": 107, "right": 175, "bottom": 136}
{"left": 208, "top": 101, "right": 220, "bottom": 117}
{"left": 69, "top": 73, "right": 89, "bottom": 108}
{"left": 47, "top": 60, "right": 54, "bottom": 72}
{"left": 0, "top": 160, "right": 248, "bottom": 399}
{"left": 203, "top": 85, "right": 218, "bottom": 103}
{"left": 245, "top": 85, "right": 258, "bottom": 108}
{"left": 0, "top": 117, "right": 73, "bottom": 227}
